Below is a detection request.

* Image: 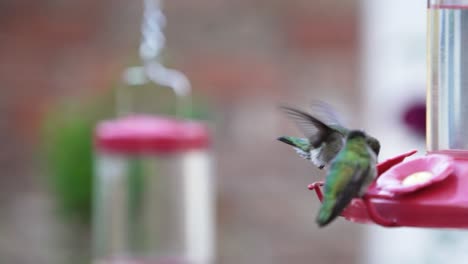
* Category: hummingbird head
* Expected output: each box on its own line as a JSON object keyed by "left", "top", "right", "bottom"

{"left": 347, "top": 130, "right": 381, "bottom": 156}
{"left": 366, "top": 137, "right": 381, "bottom": 156}
{"left": 346, "top": 130, "right": 367, "bottom": 140}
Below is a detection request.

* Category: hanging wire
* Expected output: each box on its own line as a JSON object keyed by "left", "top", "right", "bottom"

{"left": 140, "top": 0, "right": 192, "bottom": 116}
{"left": 117, "top": 0, "right": 192, "bottom": 117}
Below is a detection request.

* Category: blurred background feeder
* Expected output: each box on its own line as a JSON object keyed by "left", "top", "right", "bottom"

{"left": 93, "top": 0, "right": 215, "bottom": 263}
{"left": 310, "top": 0, "right": 468, "bottom": 229}
{"left": 93, "top": 115, "right": 215, "bottom": 264}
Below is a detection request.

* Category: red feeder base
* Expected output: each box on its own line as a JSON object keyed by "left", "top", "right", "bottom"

{"left": 309, "top": 150, "right": 468, "bottom": 228}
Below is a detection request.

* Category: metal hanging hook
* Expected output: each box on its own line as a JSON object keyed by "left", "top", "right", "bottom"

{"left": 139, "top": 0, "right": 191, "bottom": 98}
{"left": 117, "top": 0, "right": 192, "bottom": 118}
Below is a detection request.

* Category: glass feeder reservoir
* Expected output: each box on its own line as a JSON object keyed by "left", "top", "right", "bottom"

{"left": 427, "top": 0, "right": 468, "bottom": 153}
{"left": 93, "top": 115, "right": 215, "bottom": 264}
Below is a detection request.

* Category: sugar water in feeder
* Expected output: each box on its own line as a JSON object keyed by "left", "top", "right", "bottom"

{"left": 93, "top": 116, "right": 215, "bottom": 264}
{"left": 427, "top": 0, "right": 468, "bottom": 154}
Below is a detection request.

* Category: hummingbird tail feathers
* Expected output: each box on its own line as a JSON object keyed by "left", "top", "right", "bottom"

{"left": 316, "top": 200, "right": 341, "bottom": 227}
{"left": 316, "top": 195, "right": 354, "bottom": 227}
{"left": 316, "top": 199, "right": 338, "bottom": 227}
{"left": 277, "top": 136, "right": 310, "bottom": 151}
{"left": 277, "top": 136, "right": 296, "bottom": 147}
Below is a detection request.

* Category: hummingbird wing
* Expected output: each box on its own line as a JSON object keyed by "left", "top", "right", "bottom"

{"left": 309, "top": 100, "right": 345, "bottom": 127}
{"left": 280, "top": 106, "right": 337, "bottom": 148}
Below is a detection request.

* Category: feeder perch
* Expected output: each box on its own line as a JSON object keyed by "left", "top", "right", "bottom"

{"left": 309, "top": 0, "right": 468, "bottom": 228}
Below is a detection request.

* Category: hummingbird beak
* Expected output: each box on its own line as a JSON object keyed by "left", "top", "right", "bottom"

{"left": 277, "top": 136, "right": 295, "bottom": 147}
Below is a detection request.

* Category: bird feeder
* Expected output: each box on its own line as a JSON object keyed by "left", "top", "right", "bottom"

{"left": 93, "top": 116, "right": 215, "bottom": 264}
{"left": 92, "top": 1, "right": 215, "bottom": 263}
{"left": 309, "top": 0, "right": 468, "bottom": 228}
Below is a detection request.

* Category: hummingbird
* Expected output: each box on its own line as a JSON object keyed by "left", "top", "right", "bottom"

{"left": 277, "top": 104, "right": 380, "bottom": 169}
{"left": 316, "top": 130, "right": 378, "bottom": 227}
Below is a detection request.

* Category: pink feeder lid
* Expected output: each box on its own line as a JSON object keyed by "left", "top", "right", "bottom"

{"left": 95, "top": 115, "right": 210, "bottom": 154}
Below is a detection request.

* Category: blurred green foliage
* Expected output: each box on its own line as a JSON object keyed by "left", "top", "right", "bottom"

{"left": 41, "top": 97, "right": 112, "bottom": 222}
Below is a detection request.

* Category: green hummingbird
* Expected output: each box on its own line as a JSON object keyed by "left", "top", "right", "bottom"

{"left": 277, "top": 105, "right": 380, "bottom": 169}
{"left": 316, "top": 130, "right": 378, "bottom": 227}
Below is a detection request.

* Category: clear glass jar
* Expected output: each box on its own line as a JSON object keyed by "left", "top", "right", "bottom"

{"left": 93, "top": 115, "right": 215, "bottom": 264}
{"left": 427, "top": 0, "right": 468, "bottom": 153}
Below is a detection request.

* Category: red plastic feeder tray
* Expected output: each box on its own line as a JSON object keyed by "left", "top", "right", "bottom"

{"left": 308, "top": 149, "right": 468, "bottom": 228}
